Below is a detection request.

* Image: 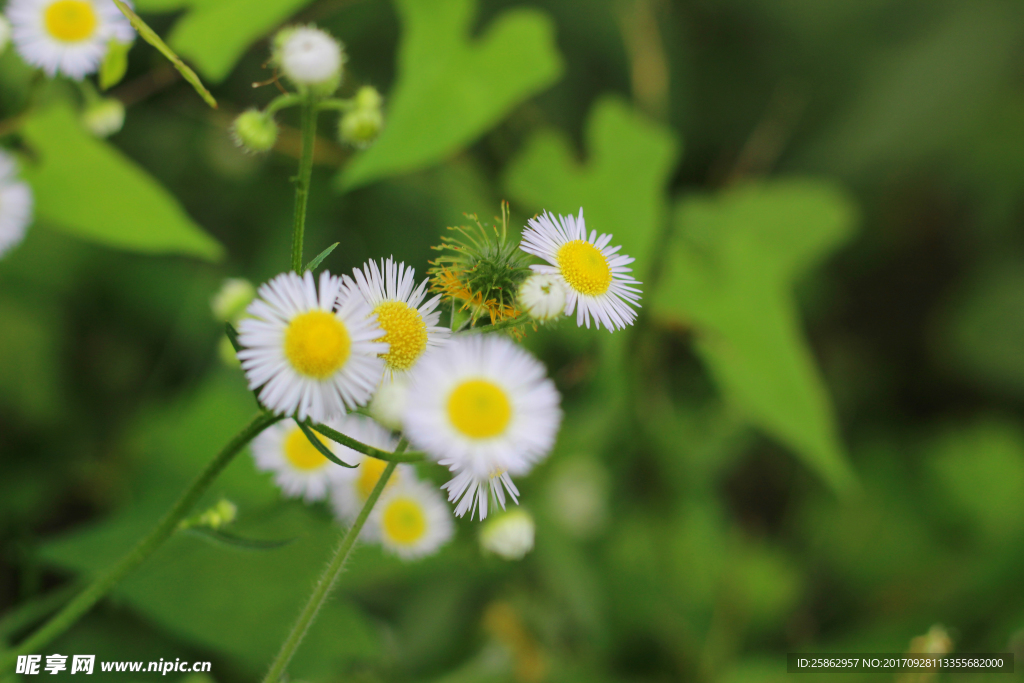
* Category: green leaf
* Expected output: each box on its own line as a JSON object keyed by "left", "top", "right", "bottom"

{"left": 182, "top": 527, "right": 299, "bottom": 551}
{"left": 304, "top": 241, "right": 339, "bottom": 272}
{"left": 224, "top": 321, "right": 241, "bottom": 352}
{"left": 112, "top": 0, "right": 217, "bottom": 108}
{"left": 20, "top": 103, "right": 223, "bottom": 260}
{"left": 37, "top": 372, "right": 378, "bottom": 676}
{"left": 297, "top": 420, "right": 357, "bottom": 468}
{"left": 338, "top": 0, "right": 563, "bottom": 191}
{"left": 504, "top": 96, "right": 680, "bottom": 280}
{"left": 651, "top": 180, "right": 859, "bottom": 494}
{"left": 99, "top": 39, "right": 131, "bottom": 90}
{"left": 167, "top": 0, "right": 314, "bottom": 83}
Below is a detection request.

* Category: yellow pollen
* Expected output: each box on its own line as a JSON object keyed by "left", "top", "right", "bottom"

{"left": 44, "top": 0, "right": 98, "bottom": 42}
{"left": 357, "top": 457, "right": 396, "bottom": 500}
{"left": 557, "top": 240, "right": 612, "bottom": 295}
{"left": 283, "top": 427, "right": 330, "bottom": 471}
{"left": 382, "top": 498, "right": 427, "bottom": 545}
{"left": 373, "top": 300, "right": 428, "bottom": 371}
{"left": 447, "top": 379, "right": 512, "bottom": 439}
{"left": 284, "top": 310, "right": 351, "bottom": 379}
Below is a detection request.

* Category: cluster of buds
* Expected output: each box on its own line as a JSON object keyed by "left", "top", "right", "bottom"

{"left": 230, "top": 25, "right": 384, "bottom": 154}
{"left": 428, "top": 202, "right": 569, "bottom": 334}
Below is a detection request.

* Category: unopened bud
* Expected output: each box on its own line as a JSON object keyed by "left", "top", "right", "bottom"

{"left": 81, "top": 98, "right": 125, "bottom": 138}
{"left": 274, "top": 26, "right": 345, "bottom": 93}
{"left": 480, "top": 508, "right": 535, "bottom": 560}
{"left": 231, "top": 109, "right": 278, "bottom": 153}
{"left": 518, "top": 272, "right": 566, "bottom": 322}
{"left": 211, "top": 277, "right": 255, "bottom": 322}
{"left": 179, "top": 499, "right": 237, "bottom": 531}
{"left": 339, "top": 86, "right": 383, "bottom": 147}
{"left": 369, "top": 376, "right": 408, "bottom": 432}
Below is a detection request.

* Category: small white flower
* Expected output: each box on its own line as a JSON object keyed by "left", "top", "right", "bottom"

{"left": 365, "top": 478, "right": 454, "bottom": 560}
{"left": 520, "top": 208, "right": 642, "bottom": 331}
{"left": 404, "top": 335, "right": 562, "bottom": 519}
{"left": 327, "top": 413, "right": 411, "bottom": 522}
{"left": 237, "top": 270, "right": 387, "bottom": 423}
{"left": 277, "top": 26, "right": 343, "bottom": 87}
{"left": 339, "top": 257, "right": 449, "bottom": 378}
{"left": 480, "top": 508, "right": 535, "bottom": 560}
{"left": 368, "top": 375, "right": 408, "bottom": 432}
{"left": 251, "top": 419, "right": 350, "bottom": 503}
{"left": 8, "top": 0, "right": 134, "bottom": 79}
{"left": 80, "top": 97, "right": 124, "bottom": 137}
{"left": 518, "top": 272, "right": 566, "bottom": 322}
{"left": 0, "top": 150, "right": 33, "bottom": 259}
{"left": 0, "top": 14, "right": 13, "bottom": 55}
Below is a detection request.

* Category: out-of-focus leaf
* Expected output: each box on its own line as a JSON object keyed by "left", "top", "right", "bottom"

{"left": 0, "top": 297, "right": 63, "bottom": 424}
{"left": 933, "top": 261, "right": 1024, "bottom": 398}
{"left": 651, "top": 180, "right": 858, "bottom": 494}
{"left": 927, "top": 420, "right": 1024, "bottom": 542}
{"left": 798, "top": 1, "right": 1024, "bottom": 176}
{"left": 339, "top": 0, "right": 563, "bottom": 191}
{"left": 99, "top": 39, "right": 131, "bottom": 90}
{"left": 504, "top": 96, "right": 680, "bottom": 280}
{"left": 167, "top": 0, "right": 313, "bottom": 83}
{"left": 38, "top": 372, "right": 378, "bottom": 677}
{"left": 112, "top": 0, "right": 217, "bottom": 108}
{"left": 20, "top": 104, "right": 223, "bottom": 260}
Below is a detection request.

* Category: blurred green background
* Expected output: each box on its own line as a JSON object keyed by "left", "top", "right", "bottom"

{"left": 3, "top": 0, "right": 1024, "bottom": 681}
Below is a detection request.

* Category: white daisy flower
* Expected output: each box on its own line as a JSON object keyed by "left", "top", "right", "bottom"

{"left": 404, "top": 335, "right": 562, "bottom": 519}
{"left": 520, "top": 208, "right": 642, "bottom": 331}
{"left": 8, "top": 0, "right": 134, "bottom": 79}
{"left": 237, "top": 270, "right": 387, "bottom": 423}
{"left": 518, "top": 272, "right": 566, "bottom": 322}
{"left": 0, "top": 150, "right": 33, "bottom": 259}
{"left": 365, "top": 478, "right": 454, "bottom": 560}
{"left": 276, "top": 26, "right": 343, "bottom": 87}
{"left": 327, "top": 413, "right": 410, "bottom": 522}
{"left": 339, "top": 257, "right": 449, "bottom": 378}
{"left": 250, "top": 419, "right": 350, "bottom": 502}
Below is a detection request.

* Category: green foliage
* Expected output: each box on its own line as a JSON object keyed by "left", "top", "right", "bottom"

{"left": 20, "top": 104, "right": 223, "bottom": 260}
{"left": 652, "top": 180, "right": 858, "bottom": 494}
{"left": 98, "top": 40, "right": 131, "bottom": 91}
{"left": 505, "top": 96, "right": 680, "bottom": 279}
{"left": 338, "top": 0, "right": 563, "bottom": 190}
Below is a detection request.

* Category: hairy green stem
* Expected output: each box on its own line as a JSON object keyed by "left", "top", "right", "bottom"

{"left": 309, "top": 422, "right": 425, "bottom": 462}
{"left": 0, "top": 412, "right": 282, "bottom": 666}
{"left": 290, "top": 98, "right": 317, "bottom": 273}
{"left": 262, "top": 443, "right": 405, "bottom": 683}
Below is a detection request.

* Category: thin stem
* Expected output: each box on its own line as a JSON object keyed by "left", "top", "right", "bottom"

{"left": 262, "top": 451, "right": 402, "bottom": 683}
{"left": 462, "top": 315, "right": 524, "bottom": 335}
{"left": 0, "top": 412, "right": 282, "bottom": 666}
{"left": 309, "top": 422, "right": 425, "bottom": 462}
{"left": 290, "top": 97, "right": 317, "bottom": 273}
{"left": 266, "top": 93, "right": 303, "bottom": 116}
{"left": 315, "top": 98, "right": 355, "bottom": 112}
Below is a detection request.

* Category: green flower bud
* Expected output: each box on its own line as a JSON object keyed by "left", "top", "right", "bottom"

{"left": 339, "top": 86, "right": 384, "bottom": 148}
{"left": 480, "top": 509, "right": 535, "bottom": 560}
{"left": 231, "top": 109, "right": 278, "bottom": 153}
{"left": 81, "top": 98, "right": 125, "bottom": 138}
{"left": 210, "top": 277, "right": 255, "bottom": 322}
{"left": 179, "top": 499, "right": 237, "bottom": 531}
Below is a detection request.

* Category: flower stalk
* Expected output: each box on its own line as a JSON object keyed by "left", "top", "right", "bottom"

{"left": 0, "top": 411, "right": 283, "bottom": 666}
{"left": 290, "top": 97, "right": 318, "bottom": 273}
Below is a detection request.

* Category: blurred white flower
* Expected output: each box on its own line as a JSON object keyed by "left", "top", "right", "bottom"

{"left": 480, "top": 508, "right": 535, "bottom": 560}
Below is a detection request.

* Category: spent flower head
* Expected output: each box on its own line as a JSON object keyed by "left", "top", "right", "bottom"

{"left": 480, "top": 508, "right": 535, "bottom": 560}
{"left": 429, "top": 202, "right": 532, "bottom": 329}
{"left": 518, "top": 272, "right": 566, "bottom": 323}
{"left": 273, "top": 25, "right": 344, "bottom": 93}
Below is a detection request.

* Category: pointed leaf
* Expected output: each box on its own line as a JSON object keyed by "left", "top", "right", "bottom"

{"left": 297, "top": 420, "right": 357, "bottom": 468}
{"left": 651, "top": 180, "right": 859, "bottom": 494}
{"left": 339, "top": 0, "right": 563, "bottom": 190}
{"left": 183, "top": 527, "right": 299, "bottom": 551}
{"left": 20, "top": 103, "right": 223, "bottom": 260}
{"left": 99, "top": 39, "right": 131, "bottom": 90}
{"left": 304, "top": 241, "right": 339, "bottom": 273}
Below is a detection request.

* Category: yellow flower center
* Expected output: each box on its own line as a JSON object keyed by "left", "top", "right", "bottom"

{"left": 382, "top": 498, "right": 427, "bottom": 545}
{"left": 557, "top": 240, "right": 612, "bottom": 295}
{"left": 283, "top": 427, "right": 330, "bottom": 471}
{"left": 373, "top": 300, "right": 428, "bottom": 371}
{"left": 284, "top": 310, "right": 351, "bottom": 379}
{"left": 44, "top": 0, "right": 98, "bottom": 43}
{"left": 447, "top": 379, "right": 512, "bottom": 439}
{"left": 357, "top": 456, "right": 395, "bottom": 500}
